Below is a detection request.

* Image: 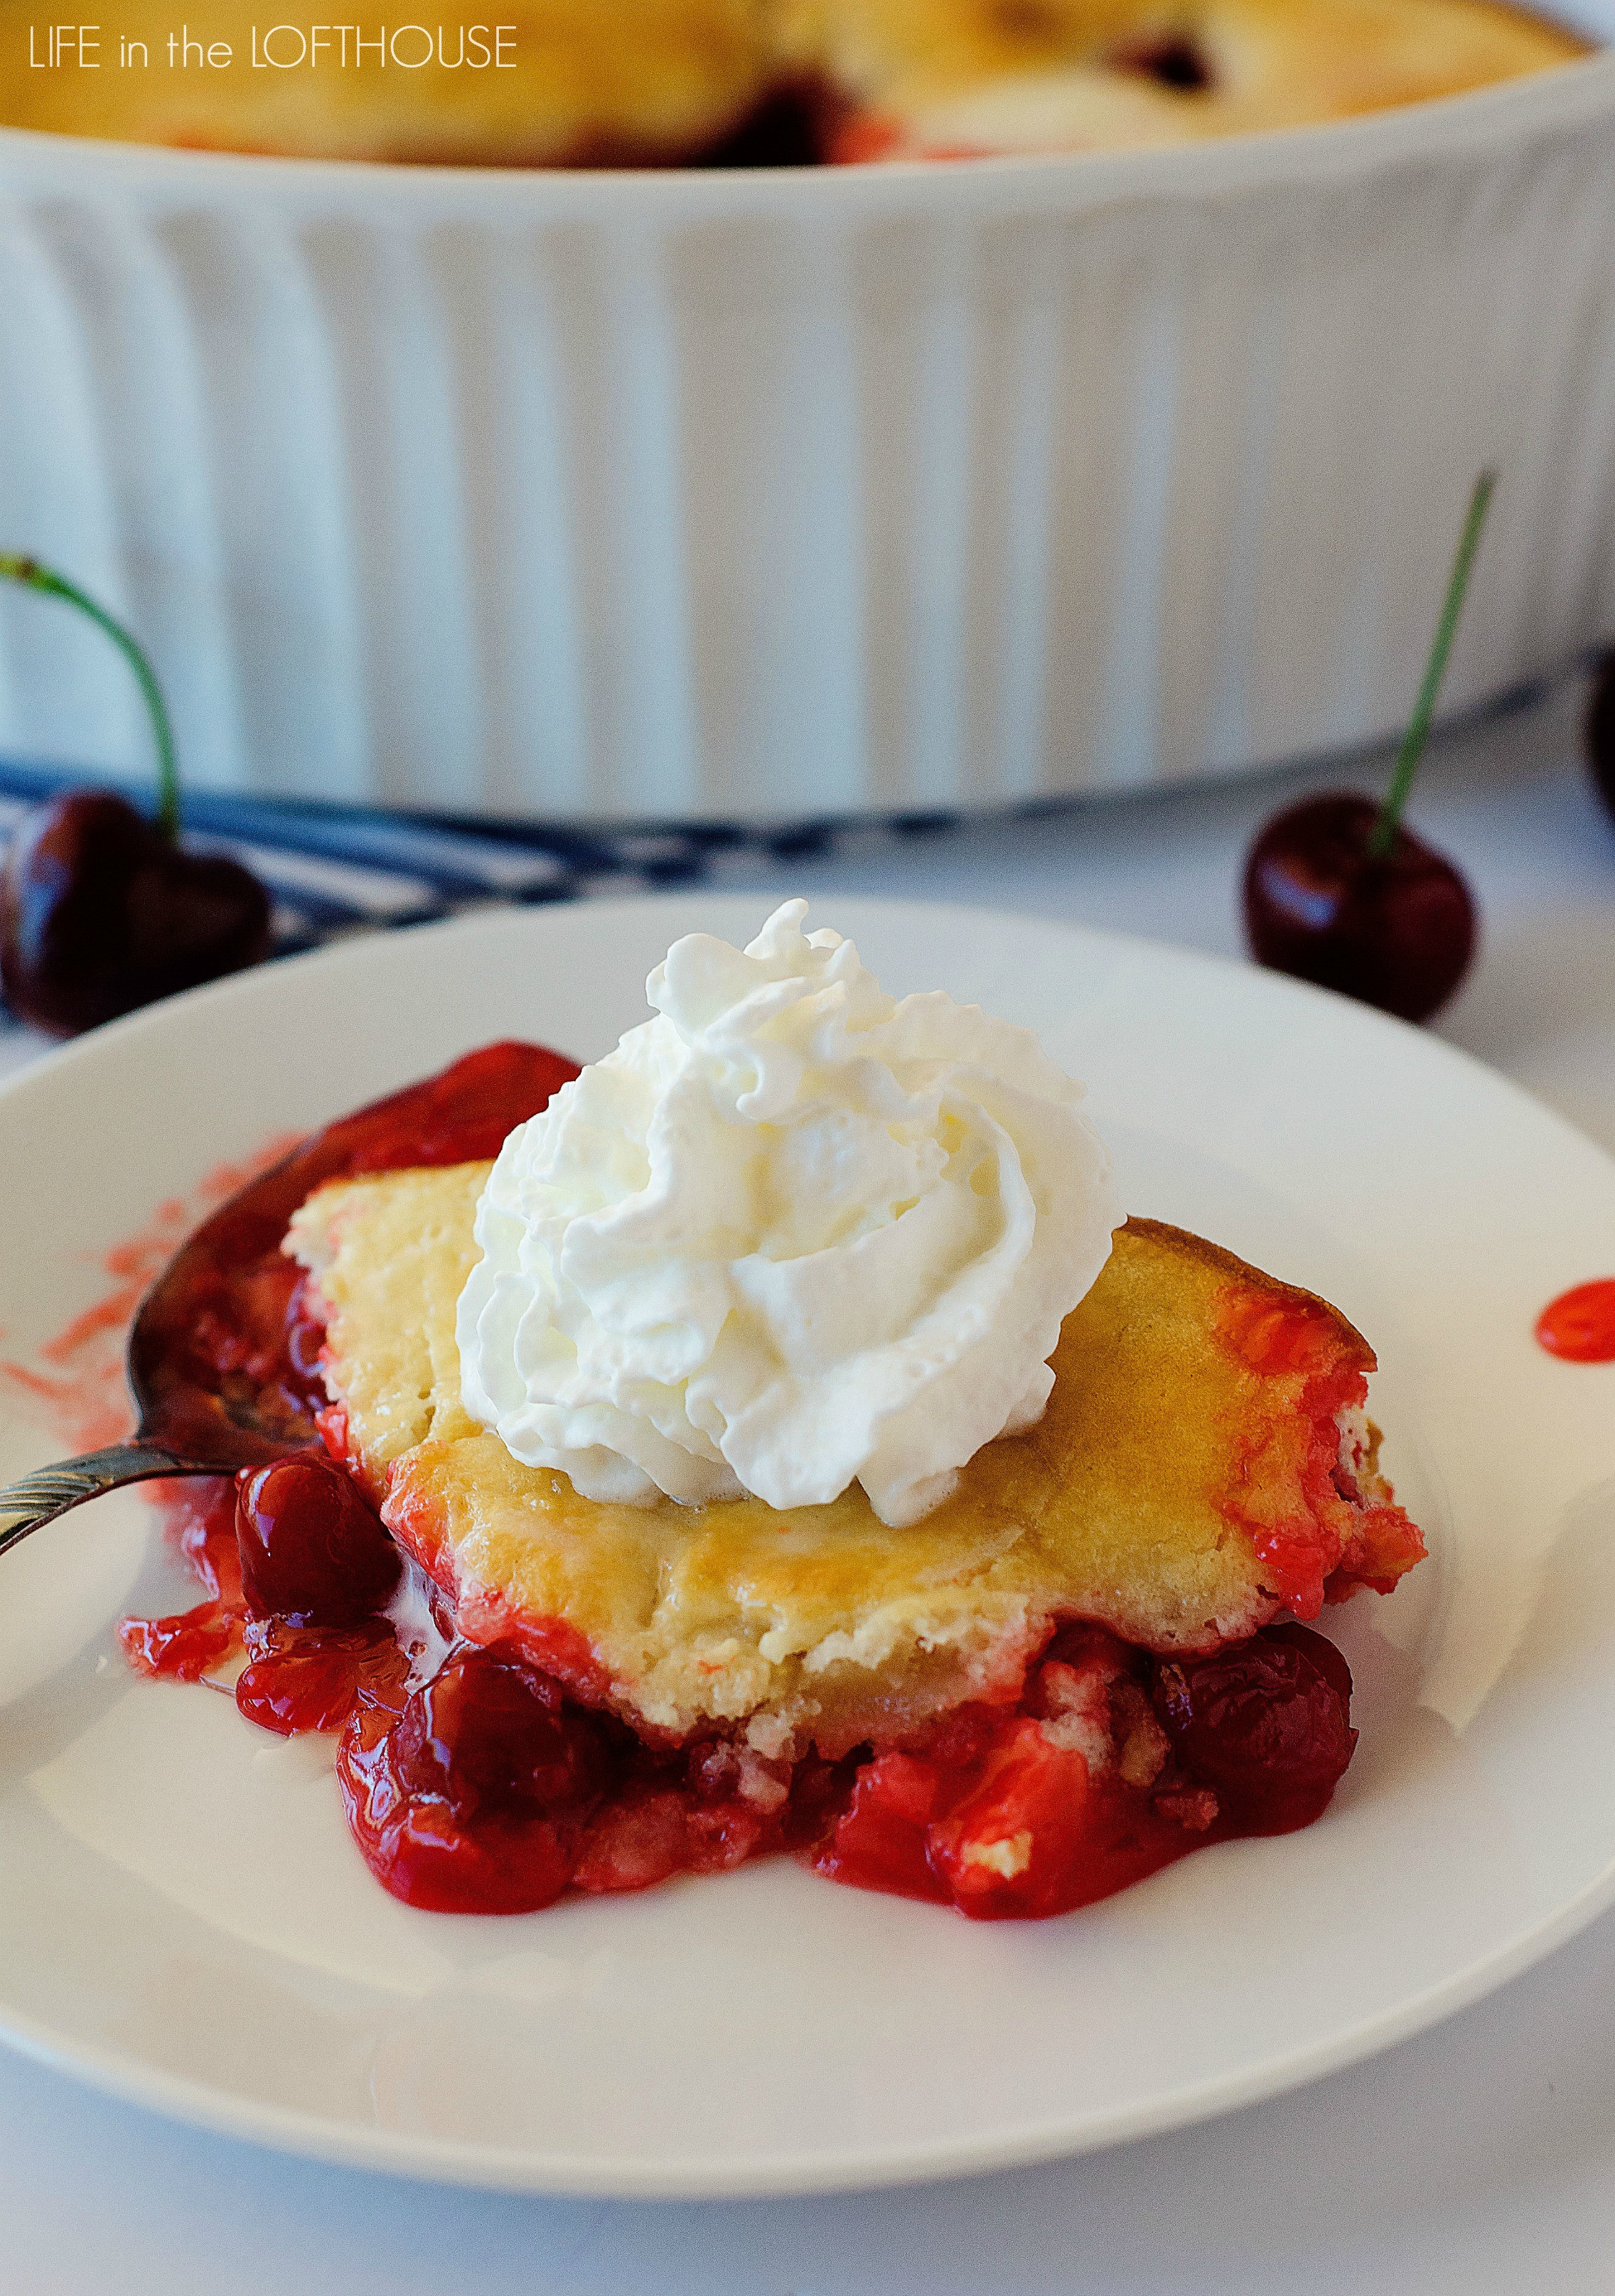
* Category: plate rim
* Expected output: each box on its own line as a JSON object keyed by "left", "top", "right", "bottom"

{"left": 5, "top": 1852, "right": 1615, "bottom": 2201}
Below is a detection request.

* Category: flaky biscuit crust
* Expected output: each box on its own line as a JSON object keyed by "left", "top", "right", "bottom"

{"left": 288, "top": 1165, "right": 1421, "bottom": 1752}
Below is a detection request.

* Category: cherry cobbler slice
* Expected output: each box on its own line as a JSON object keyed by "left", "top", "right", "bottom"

{"left": 290, "top": 1166, "right": 1417, "bottom": 1746}
{"left": 260, "top": 1159, "right": 1421, "bottom": 1916}
{"left": 118, "top": 1030, "right": 1423, "bottom": 1923}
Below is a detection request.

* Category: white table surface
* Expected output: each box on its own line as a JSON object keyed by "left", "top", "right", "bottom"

{"left": 6, "top": 672, "right": 1615, "bottom": 2295}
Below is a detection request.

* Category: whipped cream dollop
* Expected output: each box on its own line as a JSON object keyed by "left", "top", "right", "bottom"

{"left": 457, "top": 901, "right": 1120, "bottom": 1528}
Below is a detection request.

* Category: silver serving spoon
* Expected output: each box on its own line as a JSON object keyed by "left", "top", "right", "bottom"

{"left": 0, "top": 1041, "right": 574, "bottom": 1558}
{"left": 0, "top": 1136, "right": 340, "bottom": 1557}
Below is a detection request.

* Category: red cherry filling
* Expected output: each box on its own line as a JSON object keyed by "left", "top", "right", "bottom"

{"left": 132, "top": 1039, "right": 581, "bottom": 1461}
{"left": 1151, "top": 1621, "right": 1357, "bottom": 1834}
{"left": 338, "top": 1647, "right": 612, "bottom": 1914}
{"left": 128, "top": 1453, "right": 1360, "bottom": 1916}
{"left": 814, "top": 1712, "right": 1187, "bottom": 1921}
{"left": 236, "top": 1615, "right": 409, "bottom": 1736}
{"left": 235, "top": 1455, "right": 402, "bottom": 1625}
{"left": 119, "top": 1599, "right": 238, "bottom": 1682}
{"left": 119, "top": 1476, "right": 245, "bottom": 1681}
{"left": 119, "top": 1466, "right": 409, "bottom": 1734}
{"left": 812, "top": 1621, "right": 1356, "bottom": 1918}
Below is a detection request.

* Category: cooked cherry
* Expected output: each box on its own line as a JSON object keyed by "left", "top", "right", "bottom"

{"left": 1112, "top": 33, "right": 1213, "bottom": 89}
{"left": 817, "top": 1749, "right": 944, "bottom": 1902}
{"left": 338, "top": 1646, "right": 612, "bottom": 1913}
{"left": 697, "top": 85, "right": 822, "bottom": 166}
{"left": 1243, "top": 793, "right": 1475, "bottom": 1023}
{"left": 235, "top": 1455, "right": 401, "bottom": 1626}
{"left": 1262, "top": 1618, "right": 1354, "bottom": 1707}
{"left": 119, "top": 1602, "right": 237, "bottom": 1682}
{"left": 811, "top": 1701, "right": 1194, "bottom": 1919}
{"left": 388, "top": 1648, "right": 606, "bottom": 1818}
{"left": 235, "top": 1615, "right": 408, "bottom": 1736}
{"left": 1151, "top": 1624, "right": 1356, "bottom": 1833}
{"left": 926, "top": 1719, "right": 1096, "bottom": 1920}
{"left": 0, "top": 788, "right": 272, "bottom": 1036}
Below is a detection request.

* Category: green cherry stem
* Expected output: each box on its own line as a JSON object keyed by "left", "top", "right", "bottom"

{"left": 1367, "top": 469, "right": 1496, "bottom": 861}
{"left": 0, "top": 554, "right": 181, "bottom": 842}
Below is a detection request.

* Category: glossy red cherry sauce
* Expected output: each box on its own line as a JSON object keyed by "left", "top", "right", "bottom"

{"left": 1535, "top": 1279, "right": 1615, "bottom": 1363}
{"left": 810, "top": 1621, "right": 1355, "bottom": 1920}
{"left": 337, "top": 1644, "right": 825, "bottom": 1915}
{"left": 119, "top": 1475, "right": 245, "bottom": 1683}
{"left": 121, "top": 1041, "right": 580, "bottom": 1717}
{"left": 132, "top": 1440, "right": 1357, "bottom": 1919}
{"left": 1215, "top": 1287, "right": 1425, "bottom": 1614}
{"left": 132, "top": 1039, "right": 581, "bottom": 1460}
{"left": 335, "top": 1614, "right": 1356, "bottom": 1921}
{"left": 119, "top": 1040, "right": 1360, "bottom": 1921}
{"left": 120, "top": 1459, "right": 416, "bottom": 1732}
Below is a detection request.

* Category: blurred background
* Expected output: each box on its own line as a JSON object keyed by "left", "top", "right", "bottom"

{"left": 1, "top": 0, "right": 1612, "bottom": 822}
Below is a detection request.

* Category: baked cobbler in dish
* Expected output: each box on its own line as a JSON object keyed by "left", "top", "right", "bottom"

{"left": 787, "top": 0, "right": 1588, "bottom": 161}
{"left": 0, "top": 1, "right": 780, "bottom": 165}
{"left": 0, "top": 0, "right": 1585, "bottom": 164}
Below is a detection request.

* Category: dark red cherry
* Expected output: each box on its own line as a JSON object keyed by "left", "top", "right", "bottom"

{"left": 1243, "top": 793, "right": 1475, "bottom": 1024}
{"left": 0, "top": 789, "right": 272, "bottom": 1036}
{"left": 235, "top": 1455, "right": 401, "bottom": 1626}
{"left": 387, "top": 1648, "right": 608, "bottom": 1823}
{"left": 1152, "top": 1623, "right": 1357, "bottom": 1833}
{"left": 1584, "top": 652, "right": 1615, "bottom": 820}
{"left": 235, "top": 1614, "right": 409, "bottom": 1736}
{"left": 337, "top": 1646, "right": 611, "bottom": 1912}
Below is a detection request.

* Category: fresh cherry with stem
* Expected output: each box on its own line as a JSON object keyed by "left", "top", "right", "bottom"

{"left": 1243, "top": 473, "right": 1493, "bottom": 1024}
{"left": 0, "top": 556, "right": 272, "bottom": 1036}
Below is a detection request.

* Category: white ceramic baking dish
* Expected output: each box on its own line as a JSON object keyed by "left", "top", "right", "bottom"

{"left": 1, "top": 18, "right": 1613, "bottom": 822}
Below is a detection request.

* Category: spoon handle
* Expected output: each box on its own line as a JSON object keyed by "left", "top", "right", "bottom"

{"left": 0, "top": 1443, "right": 216, "bottom": 1558}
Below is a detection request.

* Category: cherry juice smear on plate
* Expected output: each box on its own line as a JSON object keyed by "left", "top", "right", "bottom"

{"left": 112, "top": 1042, "right": 1361, "bottom": 1920}
{"left": 1536, "top": 1279, "right": 1615, "bottom": 1365}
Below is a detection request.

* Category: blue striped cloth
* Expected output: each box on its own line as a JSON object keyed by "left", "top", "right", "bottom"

{"left": 0, "top": 758, "right": 966, "bottom": 1042}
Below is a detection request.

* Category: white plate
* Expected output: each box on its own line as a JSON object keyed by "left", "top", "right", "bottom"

{"left": 1, "top": 894, "right": 1614, "bottom": 2201}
